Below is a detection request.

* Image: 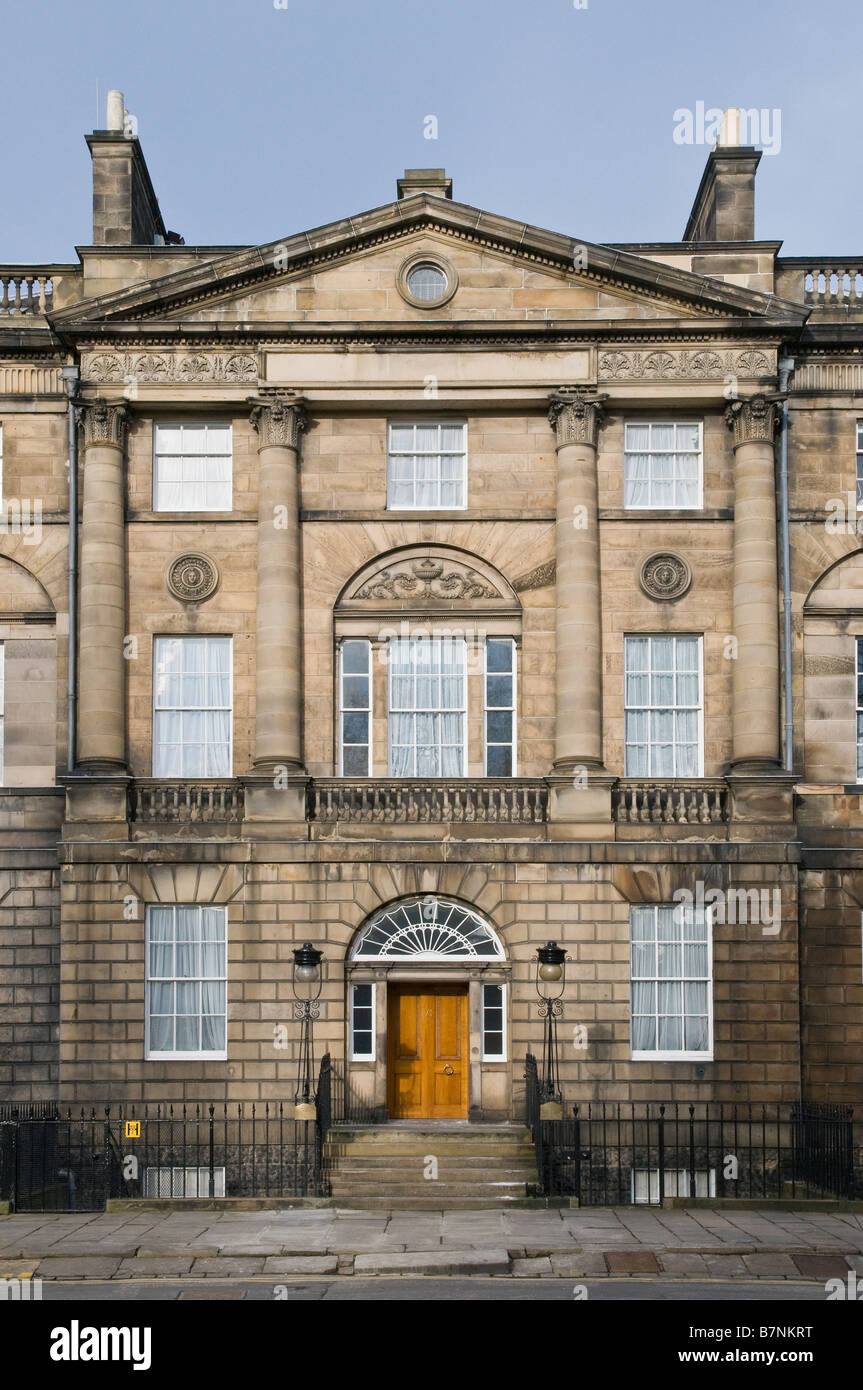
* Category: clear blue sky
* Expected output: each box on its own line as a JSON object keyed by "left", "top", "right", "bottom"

{"left": 3, "top": 0, "right": 860, "bottom": 263}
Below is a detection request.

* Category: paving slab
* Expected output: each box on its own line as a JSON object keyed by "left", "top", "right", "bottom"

{"left": 115, "top": 1257, "right": 195, "bottom": 1277}
{"left": 702, "top": 1253, "right": 754, "bottom": 1278}
{"left": 262, "top": 1255, "right": 339, "bottom": 1274}
{"left": 741, "top": 1252, "right": 800, "bottom": 1278}
{"left": 550, "top": 1251, "right": 609, "bottom": 1276}
{"left": 658, "top": 1252, "right": 710, "bottom": 1276}
{"left": 511, "top": 1256, "right": 553, "bottom": 1277}
{"left": 604, "top": 1250, "right": 661, "bottom": 1274}
{"left": 190, "top": 1258, "right": 265, "bottom": 1276}
{"left": 792, "top": 1254, "right": 852, "bottom": 1280}
{"left": 355, "top": 1249, "right": 510, "bottom": 1276}
{"left": 34, "top": 1256, "right": 122, "bottom": 1279}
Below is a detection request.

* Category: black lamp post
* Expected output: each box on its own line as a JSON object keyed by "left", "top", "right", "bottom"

{"left": 535, "top": 940, "right": 567, "bottom": 1120}
{"left": 291, "top": 942, "right": 324, "bottom": 1121}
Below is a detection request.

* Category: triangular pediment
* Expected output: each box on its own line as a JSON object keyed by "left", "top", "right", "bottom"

{"left": 51, "top": 194, "right": 804, "bottom": 332}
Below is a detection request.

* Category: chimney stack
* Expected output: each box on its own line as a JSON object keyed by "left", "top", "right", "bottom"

{"left": 683, "top": 108, "right": 761, "bottom": 242}
{"left": 86, "top": 89, "right": 167, "bottom": 245}
{"left": 397, "top": 169, "right": 452, "bottom": 200}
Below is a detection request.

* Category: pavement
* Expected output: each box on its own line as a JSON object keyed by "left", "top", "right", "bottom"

{"left": 2, "top": 1205, "right": 863, "bottom": 1282}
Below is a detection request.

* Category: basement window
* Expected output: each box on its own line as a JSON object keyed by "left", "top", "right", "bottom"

{"left": 144, "top": 1166, "right": 226, "bottom": 1198}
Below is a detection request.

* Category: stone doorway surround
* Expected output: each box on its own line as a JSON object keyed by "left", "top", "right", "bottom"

{"left": 344, "top": 962, "right": 512, "bottom": 1122}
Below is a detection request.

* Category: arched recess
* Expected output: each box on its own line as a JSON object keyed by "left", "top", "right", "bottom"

{"left": 0, "top": 555, "right": 57, "bottom": 785}
{"left": 802, "top": 550, "right": 863, "bottom": 784}
{"left": 333, "top": 545, "right": 522, "bottom": 779}
{"left": 344, "top": 893, "right": 512, "bottom": 1123}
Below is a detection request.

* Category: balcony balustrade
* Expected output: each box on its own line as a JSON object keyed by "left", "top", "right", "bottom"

{"left": 612, "top": 779, "right": 728, "bottom": 825}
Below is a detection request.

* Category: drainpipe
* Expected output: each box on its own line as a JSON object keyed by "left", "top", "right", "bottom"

{"left": 60, "top": 364, "right": 79, "bottom": 774}
{"left": 777, "top": 355, "right": 795, "bottom": 773}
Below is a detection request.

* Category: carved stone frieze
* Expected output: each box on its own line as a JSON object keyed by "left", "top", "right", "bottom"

{"left": 249, "top": 391, "right": 307, "bottom": 449}
{"left": 166, "top": 553, "right": 220, "bottom": 603}
{"left": 547, "top": 389, "right": 606, "bottom": 448}
{"left": 81, "top": 351, "right": 260, "bottom": 385}
{"left": 725, "top": 393, "right": 779, "bottom": 447}
{"left": 598, "top": 347, "right": 776, "bottom": 381}
{"left": 639, "top": 552, "right": 692, "bottom": 601}
{"left": 77, "top": 398, "right": 129, "bottom": 449}
{"left": 513, "top": 560, "right": 556, "bottom": 592}
{"left": 351, "top": 557, "right": 499, "bottom": 601}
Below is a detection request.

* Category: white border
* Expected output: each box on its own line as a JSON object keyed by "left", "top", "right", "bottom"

{"left": 385, "top": 420, "right": 468, "bottom": 511}
{"left": 152, "top": 634, "right": 234, "bottom": 777}
{"left": 338, "top": 638, "right": 372, "bottom": 776}
{"left": 349, "top": 981, "right": 376, "bottom": 1061}
{"left": 481, "top": 981, "right": 507, "bottom": 1061}
{"left": 386, "top": 634, "right": 467, "bottom": 777}
{"left": 623, "top": 633, "right": 704, "bottom": 778}
{"left": 629, "top": 902, "right": 714, "bottom": 1062}
{"left": 483, "top": 637, "right": 517, "bottom": 776}
{"left": 152, "top": 421, "right": 233, "bottom": 513}
{"left": 144, "top": 903, "right": 228, "bottom": 1061}
{"left": 623, "top": 419, "right": 703, "bottom": 511}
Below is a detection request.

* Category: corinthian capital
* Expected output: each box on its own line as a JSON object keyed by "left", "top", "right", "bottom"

{"left": 249, "top": 391, "right": 307, "bottom": 450}
{"left": 725, "top": 393, "right": 779, "bottom": 448}
{"left": 77, "top": 398, "right": 129, "bottom": 450}
{"left": 548, "top": 388, "right": 606, "bottom": 449}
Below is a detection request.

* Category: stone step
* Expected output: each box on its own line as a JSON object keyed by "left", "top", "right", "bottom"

{"left": 322, "top": 1145, "right": 530, "bottom": 1156}
{"left": 328, "top": 1128, "right": 532, "bottom": 1144}
{"left": 329, "top": 1181, "right": 532, "bottom": 1198}
{"left": 326, "top": 1162, "right": 536, "bottom": 1173}
{"left": 326, "top": 1196, "right": 542, "bottom": 1211}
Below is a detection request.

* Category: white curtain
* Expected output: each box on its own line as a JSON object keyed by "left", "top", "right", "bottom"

{"left": 388, "top": 637, "right": 465, "bottom": 775}
{"left": 625, "top": 425, "right": 651, "bottom": 506}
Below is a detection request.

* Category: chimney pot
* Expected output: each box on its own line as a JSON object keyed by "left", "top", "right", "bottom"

{"left": 106, "top": 90, "right": 125, "bottom": 132}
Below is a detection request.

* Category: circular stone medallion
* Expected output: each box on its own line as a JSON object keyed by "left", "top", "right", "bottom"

{"left": 639, "top": 552, "right": 692, "bottom": 601}
{"left": 167, "top": 553, "right": 219, "bottom": 603}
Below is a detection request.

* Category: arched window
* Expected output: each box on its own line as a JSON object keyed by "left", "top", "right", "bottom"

{"left": 350, "top": 896, "right": 505, "bottom": 961}
{"left": 333, "top": 545, "right": 522, "bottom": 779}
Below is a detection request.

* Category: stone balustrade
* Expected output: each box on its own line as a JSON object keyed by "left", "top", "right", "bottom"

{"left": 775, "top": 260, "right": 863, "bottom": 312}
{"left": 0, "top": 271, "right": 55, "bottom": 316}
{"left": 613, "top": 780, "right": 728, "bottom": 825}
{"left": 309, "top": 779, "right": 549, "bottom": 825}
{"left": 803, "top": 264, "right": 863, "bottom": 309}
{"left": 129, "top": 780, "right": 245, "bottom": 823}
{"left": 126, "top": 776, "right": 736, "bottom": 828}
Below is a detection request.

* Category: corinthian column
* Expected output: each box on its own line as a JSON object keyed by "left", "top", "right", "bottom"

{"left": 548, "top": 389, "right": 606, "bottom": 773}
{"left": 77, "top": 399, "right": 128, "bottom": 771}
{"left": 725, "top": 394, "right": 781, "bottom": 770}
{"left": 249, "top": 391, "right": 306, "bottom": 775}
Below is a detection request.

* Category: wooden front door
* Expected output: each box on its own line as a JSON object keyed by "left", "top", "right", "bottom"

{"left": 387, "top": 984, "right": 469, "bottom": 1119}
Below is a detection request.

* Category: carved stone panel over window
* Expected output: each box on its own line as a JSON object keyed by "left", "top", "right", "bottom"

{"left": 354, "top": 558, "right": 494, "bottom": 601}
{"left": 639, "top": 552, "right": 692, "bottom": 602}
{"left": 336, "top": 546, "right": 520, "bottom": 613}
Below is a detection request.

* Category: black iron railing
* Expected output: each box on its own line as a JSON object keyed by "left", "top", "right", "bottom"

{"left": 524, "top": 1056, "right": 861, "bottom": 1206}
{"left": 0, "top": 1060, "right": 336, "bottom": 1212}
{"left": 327, "top": 1061, "right": 380, "bottom": 1126}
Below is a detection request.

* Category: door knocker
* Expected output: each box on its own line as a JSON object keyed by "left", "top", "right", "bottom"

{"left": 443, "top": 1064, "right": 454, "bottom": 1075}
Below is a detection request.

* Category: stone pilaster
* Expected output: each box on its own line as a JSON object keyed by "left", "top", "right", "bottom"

{"left": 725, "top": 394, "right": 781, "bottom": 771}
{"left": 244, "top": 391, "right": 307, "bottom": 830}
{"left": 548, "top": 389, "right": 606, "bottom": 774}
{"left": 76, "top": 399, "right": 129, "bottom": 773}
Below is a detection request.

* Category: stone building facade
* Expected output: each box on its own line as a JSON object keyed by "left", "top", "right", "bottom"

{"left": 0, "top": 99, "right": 861, "bottom": 1117}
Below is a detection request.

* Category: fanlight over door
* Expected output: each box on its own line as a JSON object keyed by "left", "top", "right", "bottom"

{"left": 350, "top": 896, "right": 505, "bottom": 961}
